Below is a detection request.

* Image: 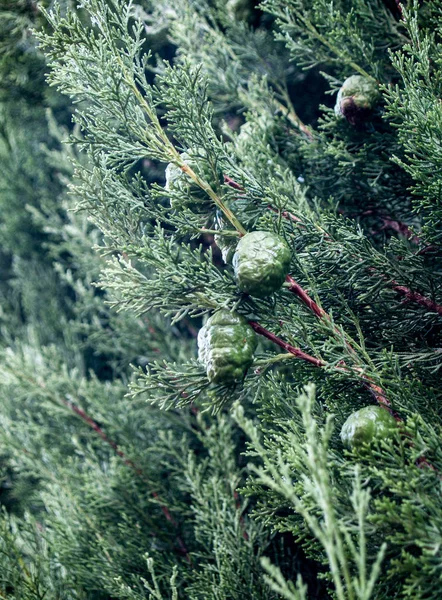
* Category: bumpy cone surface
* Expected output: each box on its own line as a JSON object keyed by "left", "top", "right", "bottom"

{"left": 335, "top": 75, "right": 380, "bottom": 125}
{"left": 198, "top": 309, "right": 257, "bottom": 384}
{"left": 340, "top": 405, "right": 398, "bottom": 450}
{"left": 233, "top": 230, "right": 291, "bottom": 298}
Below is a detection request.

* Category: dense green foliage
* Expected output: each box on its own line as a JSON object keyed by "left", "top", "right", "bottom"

{"left": 1, "top": 0, "right": 442, "bottom": 598}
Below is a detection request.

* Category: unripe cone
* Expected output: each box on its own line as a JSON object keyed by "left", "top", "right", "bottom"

{"left": 165, "top": 148, "right": 218, "bottom": 209}
{"left": 335, "top": 75, "right": 380, "bottom": 125}
{"left": 233, "top": 231, "right": 291, "bottom": 298}
{"left": 198, "top": 310, "right": 257, "bottom": 384}
{"left": 340, "top": 405, "right": 398, "bottom": 450}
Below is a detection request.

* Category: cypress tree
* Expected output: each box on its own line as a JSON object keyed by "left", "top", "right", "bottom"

{"left": 1, "top": 1, "right": 442, "bottom": 598}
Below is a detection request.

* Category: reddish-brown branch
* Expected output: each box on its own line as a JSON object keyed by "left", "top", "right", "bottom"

{"left": 249, "top": 320, "right": 392, "bottom": 411}
{"left": 61, "top": 398, "right": 192, "bottom": 562}
{"left": 224, "top": 175, "right": 244, "bottom": 190}
{"left": 365, "top": 266, "right": 442, "bottom": 315}
{"left": 63, "top": 399, "right": 142, "bottom": 471}
{"left": 342, "top": 209, "right": 419, "bottom": 243}
{"left": 391, "top": 282, "right": 442, "bottom": 315}
{"left": 268, "top": 204, "right": 303, "bottom": 224}
{"left": 250, "top": 317, "right": 432, "bottom": 476}
{"left": 416, "top": 245, "right": 440, "bottom": 256}
{"left": 248, "top": 321, "right": 325, "bottom": 367}
{"left": 378, "top": 217, "right": 420, "bottom": 243}
{"left": 355, "top": 371, "right": 391, "bottom": 409}
{"left": 259, "top": 278, "right": 438, "bottom": 471}
{"left": 286, "top": 275, "right": 326, "bottom": 318}
{"left": 285, "top": 258, "right": 438, "bottom": 470}
{"left": 416, "top": 456, "right": 437, "bottom": 471}
{"left": 285, "top": 275, "right": 394, "bottom": 409}
{"left": 233, "top": 490, "right": 249, "bottom": 541}
{"left": 282, "top": 209, "right": 442, "bottom": 317}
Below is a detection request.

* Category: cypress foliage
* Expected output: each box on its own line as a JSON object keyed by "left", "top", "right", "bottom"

{"left": 1, "top": 0, "right": 442, "bottom": 598}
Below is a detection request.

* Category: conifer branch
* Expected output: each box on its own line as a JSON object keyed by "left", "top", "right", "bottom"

{"left": 282, "top": 279, "right": 439, "bottom": 471}
{"left": 224, "top": 176, "right": 304, "bottom": 225}
{"left": 269, "top": 5, "right": 377, "bottom": 80}
{"left": 284, "top": 285, "right": 388, "bottom": 406}
{"left": 286, "top": 275, "right": 393, "bottom": 407}
{"left": 186, "top": 10, "right": 310, "bottom": 138}
{"left": 190, "top": 404, "right": 250, "bottom": 542}
{"left": 62, "top": 398, "right": 142, "bottom": 474}
{"left": 224, "top": 175, "right": 393, "bottom": 404}
{"left": 61, "top": 397, "right": 192, "bottom": 563}
{"left": 112, "top": 50, "right": 247, "bottom": 236}
{"left": 250, "top": 315, "right": 438, "bottom": 476}
{"left": 227, "top": 176, "right": 442, "bottom": 317}
{"left": 181, "top": 162, "right": 247, "bottom": 236}
{"left": 251, "top": 321, "right": 436, "bottom": 472}
{"left": 301, "top": 21, "right": 375, "bottom": 80}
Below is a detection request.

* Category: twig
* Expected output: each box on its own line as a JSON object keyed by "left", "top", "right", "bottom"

{"left": 285, "top": 276, "right": 391, "bottom": 407}
{"left": 64, "top": 399, "right": 142, "bottom": 473}
{"left": 274, "top": 99, "right": 313, "bottom": 139}
{"left": 248, "top": 321, "right": 325, "bottom": 368}
{"left": 233, "top": 489, "right": 249, "bottom": 541}
{"left": 416, "top": 245, "right": 440, "bottom": 256}
{"left": 391, "top": 282, "right": 442, "bottom": 315}
{"left": 224, "top": 175, "right": 244, "bottom": 190}
{"left": 268, "top": 204, "right": 303, "bottom": 224}
{"left": 249, "top": 319, "right": 391, "bottom": 412}
{"left": 286, "top": 275, "right": 326, "bottom": 319}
